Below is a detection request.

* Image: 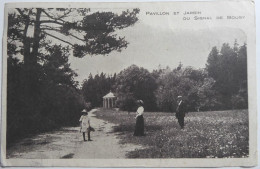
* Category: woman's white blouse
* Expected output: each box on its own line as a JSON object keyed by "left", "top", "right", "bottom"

{"left": 137, "top": 106, "right": 144, "bottom": 116}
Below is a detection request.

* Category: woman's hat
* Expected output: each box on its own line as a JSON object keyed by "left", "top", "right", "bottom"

{"left": 137, "top": 100, "right": 144, "bottom": 105}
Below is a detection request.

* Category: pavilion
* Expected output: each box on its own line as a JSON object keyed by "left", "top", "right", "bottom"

{"left": 103, "top": 91, "right": 116, "bottom": 108}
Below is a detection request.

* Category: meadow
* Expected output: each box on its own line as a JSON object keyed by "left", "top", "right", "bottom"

{"left": 94, "top": 109, "right": 249, "bottom": 158}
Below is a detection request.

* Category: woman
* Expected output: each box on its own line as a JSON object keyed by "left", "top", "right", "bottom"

{"left": 134, "top": 100, "right": 145, "bottom": 136}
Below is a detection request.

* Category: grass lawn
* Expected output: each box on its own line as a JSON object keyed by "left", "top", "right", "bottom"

{"left": 94, "top": 109, "right": 249, "bottom": 158}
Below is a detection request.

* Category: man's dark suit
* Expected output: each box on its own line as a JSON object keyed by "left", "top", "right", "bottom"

{"left": 176, "top": 100, "right": 186, "bottom": 128}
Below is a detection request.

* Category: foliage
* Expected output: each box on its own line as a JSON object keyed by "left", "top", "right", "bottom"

{"left": 73, "top": 9, "right": 140, "bottom": 57}
{"left": 155, "top": 67, "right": 219, "bottom": 112}
{"left": 197, "top": 78, "right": 223, "bottom": 111}
{"left": 7, "top": 45, "right": 85, "bottom": 144}
{"left": 114, "top": 65, "right": 157, "bottom": 111}
{"left": 115, "top": 93, "right": 136, "bottom": 112}
{"left": 82, "top": 73, "right": 116, "bottom": 107}
{"left": 206, "top": 41, "right": 248, "bottom": 109}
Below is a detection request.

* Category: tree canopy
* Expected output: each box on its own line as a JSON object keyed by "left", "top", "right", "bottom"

{"left": 114, "top": 65, "right": 157, "bottom": 111}
{"left": 206, "top": 41, "right": 247, "bottom": 109}
{"left": 8, "top": 8, "right": 140, "bottom": 59}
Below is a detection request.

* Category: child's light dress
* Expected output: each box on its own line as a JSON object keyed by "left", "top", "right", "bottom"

{"left": 79, "top": 115, "right": 89, "bottom": 133}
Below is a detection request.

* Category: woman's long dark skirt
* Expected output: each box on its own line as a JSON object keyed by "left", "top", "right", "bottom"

{"left": 134, "top": 115, "right": 144, "bottom": 136}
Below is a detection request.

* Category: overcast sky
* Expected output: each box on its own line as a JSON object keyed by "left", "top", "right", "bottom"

{"left": 68, "top": 18, "right": 246, "bottom": 84}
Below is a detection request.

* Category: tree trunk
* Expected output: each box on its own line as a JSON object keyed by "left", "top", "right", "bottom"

{"left": 31, "top": 8, "right": 42, "bottom": 65}
{"left": 23, "top": 9, "right": 31, "bottom": 67}
{"left": 23, "top": 8, "right": 42, "bottom": 114}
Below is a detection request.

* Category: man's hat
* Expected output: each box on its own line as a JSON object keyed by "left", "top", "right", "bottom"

{"left": 82, "top": 109, "right": 87, "bottom": 113}
{"left": 177, "top": 95, "right": 182, "bottom": 99}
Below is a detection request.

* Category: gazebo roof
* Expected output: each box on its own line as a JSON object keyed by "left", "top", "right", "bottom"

{"left": 103, "top": 91, "right": 116, "bottom": 98}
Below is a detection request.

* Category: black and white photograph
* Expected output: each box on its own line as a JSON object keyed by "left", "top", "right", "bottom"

{"left": 0, "top": 1, "right": 257, "bottom": 167}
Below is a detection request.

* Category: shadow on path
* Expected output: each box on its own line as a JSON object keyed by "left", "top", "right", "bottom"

{"left": 7, "top": 108, "right": 143, "bottom": 159}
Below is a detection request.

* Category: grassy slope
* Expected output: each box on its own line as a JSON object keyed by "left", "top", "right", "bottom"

{"left": 94, "top": 109, "right": 249, "bottom": 158}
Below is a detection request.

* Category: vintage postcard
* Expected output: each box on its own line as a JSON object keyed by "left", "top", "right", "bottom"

{"left": 1, "top": 0, "right": 257, "bottom": 167}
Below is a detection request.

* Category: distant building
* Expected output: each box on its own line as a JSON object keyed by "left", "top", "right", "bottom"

{"left": 103, "top": 91, "right": 116, "bottom": 108}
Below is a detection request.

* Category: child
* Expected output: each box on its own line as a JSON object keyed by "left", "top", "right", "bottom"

{"left": 79, "top": 109, "right": 91, "bottom": 141}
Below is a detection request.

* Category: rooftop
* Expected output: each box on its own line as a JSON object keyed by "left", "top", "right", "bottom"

{"left": 103, "top": 91, "right": 116, "bottom": 98}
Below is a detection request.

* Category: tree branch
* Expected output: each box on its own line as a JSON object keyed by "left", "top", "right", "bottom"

{"left": 41, "top": 26, "right": 85, "bottom": 42}
{"left": 41, "top": 9, "right": 64, "bottom": 22}
{"left": 67, "top": 33, "right": 85, "bottom": 42}
{"left": 16, "top": 8, "right": 27, "bottom": 19}
{"left": 41, "top": 9, "right": 55, "bottom": 19}
{"left": 40, "top": 20, "right": 64, "bottom": 25}
{"left": 41, "top": 27, "right": 61, "bottom": 32}
{"left": 44, "top": 31, "right": 74, "bottom": 46}
{"left": 23, "top": 9, "right": 32, "bottom": 39}
{"left": 42, "top": 9, "right": 71, "bottom": 23}
{"left": 57, "top": 9, "right": 73, "bottom": 20}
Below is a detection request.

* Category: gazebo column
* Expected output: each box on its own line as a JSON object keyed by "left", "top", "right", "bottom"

{"left": 108, "top": 98, "right": 110, "bottom": 108}
{"left": 106, "top": 98, "right": 108, "bottom": 108}
{"left": 105, "top": 98, "right": 107, "bottom": 108}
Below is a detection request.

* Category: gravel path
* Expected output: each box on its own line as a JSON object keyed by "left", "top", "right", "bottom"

{"left": 7, "top": 109, "right": 142, "bottom": 159}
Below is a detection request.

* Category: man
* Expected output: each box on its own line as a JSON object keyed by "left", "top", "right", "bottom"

{"left": 175, "top": 96, "right": 186, "bottom": 129}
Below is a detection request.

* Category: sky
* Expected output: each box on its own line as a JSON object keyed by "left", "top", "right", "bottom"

{"left": 68, "top": 19, "right": 246, "bottom": 84}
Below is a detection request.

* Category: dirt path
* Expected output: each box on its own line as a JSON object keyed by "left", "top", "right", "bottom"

{"left": 7, "top": 109, "right": 142, "bottom": 159}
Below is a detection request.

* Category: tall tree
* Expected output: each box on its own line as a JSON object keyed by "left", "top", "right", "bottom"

{"left": 115, "top": 65, "right": 157, "bottom": 111}
{"left": 206, "top": 42, "right": 248, "bottom": 109}
{"left": 8, "top": 8, "right": 139, "bottom": 98}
